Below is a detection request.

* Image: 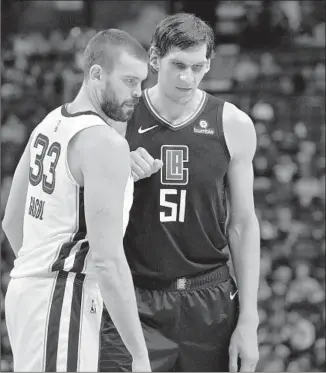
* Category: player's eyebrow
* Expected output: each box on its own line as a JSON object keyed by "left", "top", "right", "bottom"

{"left": 171, "top": 59, "right": 206, "bottom": 66}
{"left": 122, "top": 75, "right": 140, "bottom": 80}
{"left": 123, "top": 74, "right": 148, "bottom": 82}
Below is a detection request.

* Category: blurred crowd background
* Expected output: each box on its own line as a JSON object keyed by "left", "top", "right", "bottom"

{"left": 1, "top": 1, "right": 325, "bottom": 371}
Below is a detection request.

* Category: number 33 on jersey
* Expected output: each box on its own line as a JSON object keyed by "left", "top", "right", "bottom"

{"left": 160, "top": 145, "right": 188, "bottom": 223}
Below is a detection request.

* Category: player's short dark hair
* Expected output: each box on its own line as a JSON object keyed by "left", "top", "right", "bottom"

{"left": 83, "top": 29, "right": 148, "bottom": 78}
{"left": 151, "top": 13, "right": 215, "bottom": 59}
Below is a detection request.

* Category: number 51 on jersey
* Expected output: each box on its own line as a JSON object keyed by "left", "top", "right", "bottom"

{"left": 160, "top": 145, "right": 188, "bottom": 223}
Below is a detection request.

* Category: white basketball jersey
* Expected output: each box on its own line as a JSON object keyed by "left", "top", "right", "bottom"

{"left": 11, "top": 105, "right": 134, "bottom": 278}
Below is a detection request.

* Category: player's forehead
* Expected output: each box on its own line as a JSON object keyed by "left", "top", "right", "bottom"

{"left": 113, "top": 50, "right": 148, "bottom": 80}
{"left": 164, "top": 44, "right": 208, "bottom": 65}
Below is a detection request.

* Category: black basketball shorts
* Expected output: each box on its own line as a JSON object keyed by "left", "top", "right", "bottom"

{"left": 99, "top": 265, "right": 239, "bottom": 372}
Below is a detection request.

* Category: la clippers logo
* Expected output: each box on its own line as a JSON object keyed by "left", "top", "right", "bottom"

{"left": 161, "top": 145, "right": 189, "bottom": 185}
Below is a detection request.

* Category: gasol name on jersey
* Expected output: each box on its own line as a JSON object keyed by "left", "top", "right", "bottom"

{"left": 28, "top": 196, "right": 45, "bottom": 220}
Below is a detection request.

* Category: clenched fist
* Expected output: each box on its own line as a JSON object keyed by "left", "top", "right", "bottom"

{"left": 130, "top": 147, "right": 163, "bottom": 181}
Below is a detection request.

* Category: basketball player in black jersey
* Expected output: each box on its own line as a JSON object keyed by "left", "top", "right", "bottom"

{"left": 100, "top": 13, "right": 260, "bottom": 372}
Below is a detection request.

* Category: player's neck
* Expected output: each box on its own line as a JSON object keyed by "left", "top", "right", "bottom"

{"left": 70, "top": 84, "right": 127, "bottom": 138}
{"left": 148, "top": 85, "right": 203, "bottom": 125}
{"left": 68, "top": 84, "right": 109, "bottom": 123}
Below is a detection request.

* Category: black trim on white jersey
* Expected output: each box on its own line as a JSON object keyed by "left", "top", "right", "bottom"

{"left": 61, "top": 104, "right": 105, "bottom": 120}
{"left": 52, "top": 188, "right": 89, "bottom": 273}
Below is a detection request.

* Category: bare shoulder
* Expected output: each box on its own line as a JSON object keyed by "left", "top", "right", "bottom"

{"left": 68, "top": 125, "right": 130, "bottom": 186}
{"left": 223, "top": 101, "right": 257, "bottom": 160}
{"left": 72, "top": 125, "right": 130, "bottom": 161}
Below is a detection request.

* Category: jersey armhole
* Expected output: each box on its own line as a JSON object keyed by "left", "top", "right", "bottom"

{"left": 216, "top": 101, "right": 231, "bottom": 162}
{"left": 65, "top": 135, "right": 80, "bottom": 186}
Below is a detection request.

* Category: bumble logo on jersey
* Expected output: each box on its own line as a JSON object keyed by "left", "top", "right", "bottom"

{"left": 194, "top": 119, "right": 215, "bottom": 135}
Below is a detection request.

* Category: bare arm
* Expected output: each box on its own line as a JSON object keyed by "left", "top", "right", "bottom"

{"left": 224, "top": 103, "right": 260, "bottom": 325}
{"left": 76, "top": 126, "right": 149, "bottom": 368}
{"left": 2, "top": 134, "right": 33, "bottom": 256}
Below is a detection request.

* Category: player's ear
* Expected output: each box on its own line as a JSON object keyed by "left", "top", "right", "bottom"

{"left": 89, "top": 64, "right": 103, "bottom": 82}
{"left": 149, "top": 46, "right": 159, "bottom": 73}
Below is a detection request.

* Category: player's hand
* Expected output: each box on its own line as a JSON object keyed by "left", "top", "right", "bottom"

{"left": 132, "top": 356, "right": 152, "bottom": 372}
{"left": 130, "top": 147, "right": 163, "bottom": 181}
{"left": 229, "top": 319, "right": 259, "bottom": 372}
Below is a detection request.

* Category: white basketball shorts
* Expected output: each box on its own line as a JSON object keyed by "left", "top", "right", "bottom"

{"left": 5, "top": 270, "right": 103, "bottom": 372}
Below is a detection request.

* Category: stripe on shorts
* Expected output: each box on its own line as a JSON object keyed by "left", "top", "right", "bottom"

{"left": 45, "top": 271, "right": 68, "bottom": 371}
{"left": 45, "top": 271, "right": 85, "bottom": 372}
{"left": 67, "top": 273, "right": 85, "bottom": 371}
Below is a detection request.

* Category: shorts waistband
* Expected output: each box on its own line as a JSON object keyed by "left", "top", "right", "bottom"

{"left": 133, "top": 265, "right": 230, "bottom": 291}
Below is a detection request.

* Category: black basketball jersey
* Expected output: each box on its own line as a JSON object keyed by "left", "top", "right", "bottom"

{"left": 124, "top": 89, "right": 230, "bottom": 281}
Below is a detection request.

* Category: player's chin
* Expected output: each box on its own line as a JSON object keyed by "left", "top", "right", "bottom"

{"left": 123, "top": 106, "right": 135, "bottom": 115}
{"left": 117, "top": 109, "right": 133, "bottom": 122}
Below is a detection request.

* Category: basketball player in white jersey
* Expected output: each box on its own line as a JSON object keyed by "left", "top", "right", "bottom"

{"left": 3, "top": 29, "right": 151, "bottom": 372}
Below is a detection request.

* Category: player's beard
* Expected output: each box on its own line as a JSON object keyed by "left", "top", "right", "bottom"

{"left": 101, "top": 92, "right": 137, "bottom": 122}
